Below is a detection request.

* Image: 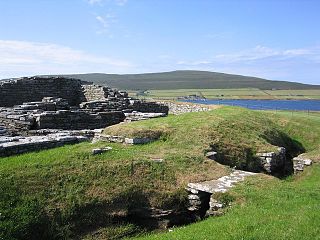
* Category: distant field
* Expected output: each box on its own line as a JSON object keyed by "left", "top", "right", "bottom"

{"left": 132, "top": 88, "right": 320, "bottom": 100}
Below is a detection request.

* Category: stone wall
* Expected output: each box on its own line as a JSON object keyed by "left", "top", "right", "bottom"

{"left": 0, "top": 133, "right": 88, "bottom": 157}
{"left": 131, "top": 101, "right": 169, "bottom": 113}
{"left": 35, "top": 110, "right": 125, "bottom": 130}
{"left": 0, "top": 77, "right": 168, "bottom": 135}
{"left": 0, "top": 109, "right": 34, "bottom": 135}
{"left": 292, "top": 154, "right": 313, "bottom": 173}
{"left": 0, "top": 77, "right": 168, "bottom": 114}
{"left": 0, "top": 97, "right": 126, "bottom": 133}
{"left": 157, "top": 101, "right": 211, "bottom": 115}
{"left": 0, "top": 125, "right": 7, "bottom": 136}
{"left": 82, "top": 84, "right": 128, "bottom": 102}
{"left": 79, "top": 99, "right": 131, "bottom": 113}
{"left": 82, "top": 85, "right": 108, "bottom": 101}
{"left": 0, "top": 77, "right": 84, "bottom": 107}
{"left": 256, "top": 147, "right": 292, "bottom": 175}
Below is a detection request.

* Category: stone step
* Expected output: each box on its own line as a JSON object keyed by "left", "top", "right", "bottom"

{"left": 188, "top": 170, "right": 257, "bottom": 194}
{"left": 187, "top": 170, "right": 257, "bottom": 217}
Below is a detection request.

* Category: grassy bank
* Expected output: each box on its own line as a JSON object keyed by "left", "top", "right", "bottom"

{"left": 134, "top": 164, "right": 320, "bottom": 240}
{"left": 1, "top": 106, "right": 320, "bottom": 239}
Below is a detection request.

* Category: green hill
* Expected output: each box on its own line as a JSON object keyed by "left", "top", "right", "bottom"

{"left": 1, "top": 107, "right": 320, "bottom": 239}
{"left": 58, "top": 70, "right": 320, "bottom": 90}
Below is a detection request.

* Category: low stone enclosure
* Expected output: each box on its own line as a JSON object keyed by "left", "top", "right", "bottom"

{"left": 0, "top": 76, "right": 169, "bottom": 156}
{"left": 0, "top": 76, "right": 168, "bottom": 135}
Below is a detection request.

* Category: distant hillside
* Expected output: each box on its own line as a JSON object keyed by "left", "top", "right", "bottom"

{"left": 58, "top": 71, "right": 319, "bottom": 90}
{"left": 3, "top": 70, "right": 319, "bottom": 90}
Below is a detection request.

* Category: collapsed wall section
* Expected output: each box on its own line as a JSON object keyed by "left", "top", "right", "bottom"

{"left": 0, "top": 77, "right": 84, "bottom": 107}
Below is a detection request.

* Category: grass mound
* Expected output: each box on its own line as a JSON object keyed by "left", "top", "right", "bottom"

{"left": 105, "top": 107, "right": 310, "bottom": 171}
{"left": 1, "top": 106, "right": 319, "bottom": 239}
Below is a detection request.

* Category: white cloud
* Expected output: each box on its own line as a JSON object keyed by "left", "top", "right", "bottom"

{"left": 173, "top": 45, "right": 320, "bottom": 84}
{"left": 0, "top": 40, "right": 133, "bottom": 78}
{"left": 212, "top": 45, "right": 320, "bottom": 63}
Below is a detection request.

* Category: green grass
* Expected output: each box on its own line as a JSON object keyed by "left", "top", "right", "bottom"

{"left": 1, "top": 106, "right": 320, "bottom": 239}
{"left": 133, "top": 164, "right": 320, "bottom": 240}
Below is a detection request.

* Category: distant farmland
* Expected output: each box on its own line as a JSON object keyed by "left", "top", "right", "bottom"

{"left": 139, "top": 88, "right": 320, "bottom": 100}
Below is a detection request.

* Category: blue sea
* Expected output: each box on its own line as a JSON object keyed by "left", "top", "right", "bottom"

{"left": 183, "top": 99, "right": 320, "bottom": 111}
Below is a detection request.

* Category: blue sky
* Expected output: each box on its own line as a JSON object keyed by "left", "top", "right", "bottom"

{"left": 0, "top": 0, "right": 320, "bottom": 84}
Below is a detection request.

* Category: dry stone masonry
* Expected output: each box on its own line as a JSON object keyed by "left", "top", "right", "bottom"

{"left": 124, "top": 112, "right": 167, "bottom": 122}
{"left": 256, "top": 147, "right": 290, "bottom": 175}
{"left": 82, "top": 84, "right": 128, "bottom": 102}
{"left": 292, "top": 154, "right": 313, "bottom": 173}
{"left": 0, "top": 76, "right": 168, "bottom": 156}
{"left": 0, "top": 125, "right": 7, "bottom": 136}
{"left": 0, "top": 98, "right": 126, "bottom": 134}
{"left": 92, "top": 133, "right": 156, "bottom": 145}
{"left": 0, "top": 77, "right": 168, "bottom": 134}
{"left": 157, "top": 101, "right": 211, "bottom": 115}
{"left": 0, "top": 77, "right": 84, "bottom": 107}
{"left": 0, "top": 132, "right": 89, "bottom": 157}
{"left": 187, "top": 170, "right": 257, "bottom": 217}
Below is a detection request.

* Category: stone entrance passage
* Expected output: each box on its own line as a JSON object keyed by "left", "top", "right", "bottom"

{"left": 187, "top": 170, "right": 257, "bottom": 217}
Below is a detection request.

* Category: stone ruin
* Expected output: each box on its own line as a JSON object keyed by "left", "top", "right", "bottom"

{"left": 0, "top": 76, "right": 168, "bottom": 156}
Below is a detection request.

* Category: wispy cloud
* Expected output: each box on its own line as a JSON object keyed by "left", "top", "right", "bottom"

{"left": 176, "top": 45, "right": 320, "bottom": 66}
{"left": 0, "top": 40, "right": 133, "bottom": 78}
{"left": 95, "top": 14, "right": 116, "bottom": 35}
{"left": 96, "top": 15, "right": 109, "bottom": 28}
{"left": 174, "top": 45, "right": 320, "bottom": 83}
{"left": 213, "top": 45, "right": 319, "bottom": 63}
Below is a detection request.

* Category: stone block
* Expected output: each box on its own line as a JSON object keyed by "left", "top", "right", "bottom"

{"left": 205, "top": 151, "right": 217, "bottom": 160}
{"left": 92, "top": 147, "right": 112, "bottom": 155}
{"left": 124, "top": 137, "right": 153, "bottom": 145}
